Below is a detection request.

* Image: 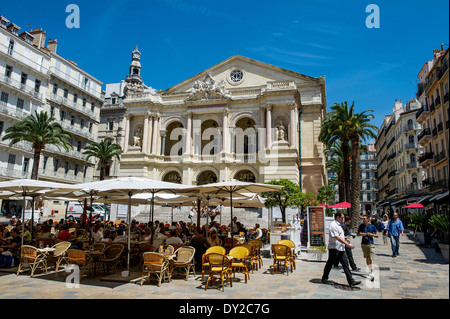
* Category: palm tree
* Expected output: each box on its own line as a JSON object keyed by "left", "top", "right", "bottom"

{"left": 319, "top": 102, "right": 352, "bottom": 203}
{"left": 345, "top": 106, "right": 378, "bottom": 231}
{"left": 1, "top": 111, "right": 72, "bottom": 180}
{"left": 82, "top": 139, "right": 123, "bottom": 180}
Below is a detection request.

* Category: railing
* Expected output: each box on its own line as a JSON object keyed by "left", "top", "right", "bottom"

{"left": 405, "top": 143, "right": 416, "bottom": 150}
{"left": 267, "top": 81, "right": 296, "bottom": 90}
{"left": 437, "top": 122, "right": 443, "bottom": 133}
{"left": 419, "top": 152, "right": 433, "bottom": 164}
{"left": 388, "top": 170, "right": 396, "bottom": 178}
{"left": 417, "top": 128, "right": 431, "bottom": 141}
{"left": 0, "top": 41, "right": 49, "bottom": 74}
{"left": 430, "top": 179, "right": 449, "bottom": 192}
{"left": 0, "top": 101, "right": 31, "bottom": 120}
{"left": 415, "top": 105, "right": 429, "bottom": 120}
{"left": 45, "top": 144, "right": 93, "bottom": 163}
{"left": 49, "top": 93, "right": 96, "bottom": 119}
{"left": 387, "top": 188, "right": 398, "bottom": 197}
{"left": 60, "top": 121, "right": 95, "bottom": 141}
{"left": 0, "top": 74, "right": 44, "bottom": 101}
{"left": 0, "top": 167, "right": 31, "bottom": 179}
{"left": 432, "top": 127, "right": 437, "bottom": 137}
{"left": 0, "top": 138, "right": 34, "bottom": 152}
{"left": 430, "top": 102, "right": 435, "bottom": 112}
{"left": 49, "top": 66, "right": 102, "bottom": 100}
{"left": 406, "top": 162, "right": 418, "bottom": 169}
{"left": 387, "top": 152, "right": 396, "bottom": 162}
{"left": 435, "top": 96, "right": 441, "bottom": 106}
{"left": 444, "top": 92, "right": 449, "bottom": 104}
{"left": 386, "top": 136, "right": 395, "bottom": 149}
{"left": 39, "top": 168, "right": 88, "bottom": 183}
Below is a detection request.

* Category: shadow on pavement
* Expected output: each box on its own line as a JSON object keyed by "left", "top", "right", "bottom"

{"left": 309, "top": 278, "right": 361, "bottom": 291}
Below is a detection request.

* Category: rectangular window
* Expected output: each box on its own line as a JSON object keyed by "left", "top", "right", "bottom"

{"left": 77, "top": 141, "right": 82, "bottom": 152}
{"left": 21, "top": 73, "right": 28, "bottom": 85}
{"left": 80, "top": 119, "right": 85, "bottom": 128}
{"left": 34, "top": 80, "right": 41, "bottom": 93}
{"left": 50, "top": 106, "right": 55, "bottom": 117}
{"left": 53, "top": 83, "right": 58, "bottom": 95}
{"left": 0, "top": 121, "right": 4, "bottom": 135}
{"left": 64, "top": 162, "right": 69, "bottom": 174}
{"left": 108, "top": 121, "right": 114, "bottom": 131}
{"left": 82, "top": 98, "right": 86, "bottom": 107}
{"left": 17, "top": 98, "right": 24, "bottom": 110}
{"left": 5, "top": 65, "right": 13, "bottom": 78}
{"left": 64, "top": 89, "right": 69, "bottom": 99}
{"left": 7, "top": 153, "right": 16, "bottom": 170}
{"left": 7, "top": 40, "right": 14, "bottom": 55}
{"left": 71, "top": 116, "right": 75, "bottom": 126}
{"left": 89, "top": 122, "right": 93, "bottom": 133}
{"left": 53, "top": 159, "right": 59, "bottom": 172}
{"left": 73, "top": 94, "right": 78, "bottom": 103}
{"left": 60, "top": 110, "right": 65, "bottom": 121}
{"left": 23, "top": 158, "right": 30, "bottom": 173}
{"left": 1, "top": 92, "right": 9, "bottom": 104}
{"left": 43, "top": 156, "right": 48, "bottom": 170}
{"left": 74, "top": 164, "right": 79, "bottom": 176}
{"left": 112, "top": 98, "right": 116, "bottom": 105}
{"left": 91, "top": 104, "right": 95, "bottom": 112}
{"left": 83, "top": 166, "right": 87, "bottom": 178}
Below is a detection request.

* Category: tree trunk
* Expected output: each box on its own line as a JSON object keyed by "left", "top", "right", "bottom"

{"left": 341, "top": 140, "right": 350, "bottom": 203}
{"left": 31, "top": 149, "right": 41, "bottom": 180}
{"left": 338, "top": 172, "right": 345, "bottom": 203}
{"left": 350, "top": 137, "right": 361, "bottom": 232}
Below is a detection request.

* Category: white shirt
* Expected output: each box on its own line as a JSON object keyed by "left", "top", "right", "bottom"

{"left": 165, "top": 236, "right": 183, "bottom": 246}
{"left": 328, "top": 220, "right": 345, "bottom": 251}
{"left": 91, "top": 230, "right": 103, "bottom": 243}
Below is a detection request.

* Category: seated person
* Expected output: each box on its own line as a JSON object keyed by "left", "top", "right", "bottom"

{"left": 234, "top": 222, "right": 247, "bottom": 237}
{"left": 91, "top": 224, "right": 103, "bottom": 243}
{"left": 0, "top": 228, "right": 21, "bottom": 253}
{"left": 207, "top": 230, "right": 221, "bottom": 247}
{"left": 36, "top": 225, "right": 52, "bottom": 239}
{"left": 152, "top": 230, "right": 168, "bottom": 249}
{"left": 113, "top": 229, "right": 128, "bottom": 243}
{"left": 189, "top": 228, "right": 211, "bottom": 270}
{"left": 57, "top": 225, "right": 74, "bottom": 242}
{"left": 101, "top": 229, "right": 112, "bottom": 243}
{"left": 141, "top": 227, "right": 152, "bottom": 243}
{"left": 250, "top": 223, "right": 262, "bottom": 240}
{"left": 22, "top": 226, "right": 32, "bottom": 245}
{"left": 165, "top": 230, "right": 183, "bottom": 246}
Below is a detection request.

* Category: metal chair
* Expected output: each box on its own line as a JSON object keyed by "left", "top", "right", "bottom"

{"left": 204, "top": 253, "right": 232, "bottom": 292}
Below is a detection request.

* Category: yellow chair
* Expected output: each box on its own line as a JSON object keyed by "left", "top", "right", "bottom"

{"left": 228, "top": 246, "right": 250, "bottom": 283}
{"left": 278, "top": 239, "right": 296, "bottom": 270}
{"left": 202, "top": 246, "right": 226, "bottom": 281}
{"left": 248, "top": 239, "right": 264, "bottom": 268}
{"left": 66, "top": 249, "right": 94, "bottom": 280}
{"left": 240, "top": 244, "right": 258, "bottom": 273}
{"left": 271, "top": 244, "right": 293, "bottom": 276}
{"left": 204, "top": 253, "right": 232, "bottom": 292}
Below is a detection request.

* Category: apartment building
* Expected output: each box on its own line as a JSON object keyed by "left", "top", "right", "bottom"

{"left": 376, "top": 99, "right": 427, "bottom": 213}
{"left": 0, "top": 15, "right": 103, "bottom": 217}
{"left": 415, "top": 47, "right": 449, "bottom": 214}
{"left": 360, "top": 143, "right": 378, "bottom": 215}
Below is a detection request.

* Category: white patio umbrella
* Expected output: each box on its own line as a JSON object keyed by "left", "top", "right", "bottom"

{"left": 47, "top": 177, "right": 191, "bottom": 274}
{"left": 179, "top": 180, "right": 283, "bottom": 247}
{"left": 0, "top": 179, "right": 75, "bottom": 249}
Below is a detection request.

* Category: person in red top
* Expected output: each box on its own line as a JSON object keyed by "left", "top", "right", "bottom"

{"left": 57, "top": 225, "right": 74, "bottom": 241}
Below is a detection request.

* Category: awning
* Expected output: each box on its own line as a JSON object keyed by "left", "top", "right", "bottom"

{"left": 418, "top": 195, "right": 433, "bottom": 203}
{"left": 435, "top": 191, "right": 449, "bottom": 202}
{"left": 392, "top": 199, "right": 407, "bottom": 206}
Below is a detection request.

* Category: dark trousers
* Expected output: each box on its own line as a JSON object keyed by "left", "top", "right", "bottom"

{"left": 334, "top": 247, "right": 357, "bottom": 270}
{"left": 322, "top": 249, "right": 354, "bottom": 284}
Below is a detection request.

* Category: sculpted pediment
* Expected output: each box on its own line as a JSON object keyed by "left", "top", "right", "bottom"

{"left": 186, "top": 72, "right": 231, "bottom": 101}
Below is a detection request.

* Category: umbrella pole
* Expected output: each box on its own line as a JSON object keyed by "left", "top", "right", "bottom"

{"left": 197, "top": 197, "right": 201, "bottom": 229}
{"left": 230, "top": 190, "right": 233, "bottom": 249}
{"left": 127, "top": 191, "right": 132, "bottom": 274}
{"left": 30, "top": 196, "right": 35, "bottom": 238}
{"left": 151, "top": 192, "right": 155, "bottom": 223}
{"left": 21, "top": 191, "right": 26, "bottom": 250}
{"left": 89, "top": 192, "right": 93, "bottom": 245}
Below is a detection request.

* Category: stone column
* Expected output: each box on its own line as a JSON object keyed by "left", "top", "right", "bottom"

{"left": 290, "top": 103, "right": 297, "bottom": 148}
{"left": 142, "top": 112, "right": 150, "bottom": 153}
{"left": 147, "top": 113, "right": 153, "bottom": 154}
{"left": 222, "top": 108, "right": 229, "bottom": 154}
{"left": 160, "top": 130, "right": 167, "bottom": 156}
{"left": 185, "top": 111, "right": 192, "bottom": 156}
{"left": 123, "top": 114, "right": 131, "bottom": 152}
{"left": 151, "top": 113, "right": 159, "bottom": 155}
{"left": 266, "top": 104, "right": 272, "bottom": 148}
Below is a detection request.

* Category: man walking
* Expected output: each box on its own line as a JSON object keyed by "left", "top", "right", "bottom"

{"left": 357, "top": 215, "right": 378, "bottom": 281}
{"left": 334, "top": 215, "right": 360, "bottom": 271}
{"left": 322, "top": 212, "right": 361, "bottom": 287}
{"left": 386, "top": 212, "right": 404, "bottom": 257}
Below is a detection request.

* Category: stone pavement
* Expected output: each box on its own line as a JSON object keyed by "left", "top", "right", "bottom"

{"left": 0, "top": 231, "right": 448, "bottom": 299}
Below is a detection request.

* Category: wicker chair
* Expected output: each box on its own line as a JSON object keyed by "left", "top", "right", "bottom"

{"left": 248, "top": 239, "right": 264, "bottom": 268}
{"left": 228, "top": 246, "right": 250, "bottom": 283}
{"left": 140, "top": 252, "right": 171, "bottom": 287}
{"left": 204, "top": 253, "right": 232, "bottom": 292}
{"left": 240, "top": 243, "right": 258, "bottom": 273}
{"left": 16, "top": 245, "right": 47, "bottom": 277}
{"left": 164, "top": 245, "right": 174, "bottom": 255}
{"left": 66, "top": 249, "right": 94, "bottom": 280}
{"left": 172, "top": 246, "right": 196, "bottom": 280}
{"left": 202, "top": 246, "right": 226, "bottom": 281}
{"left": 278, "top": 239, "right": 296, "bottom": 270}
{"left": 90, "top": 243, "right": 106, "bottom": 253}
{"left": 271, "top": 244, "right": 293, "bottom": 276}
{"left": 47, "top": 241, "right": 71, "bottom": 271}
{"left": 97, "top": 244, "right": 124, "bottom": 275}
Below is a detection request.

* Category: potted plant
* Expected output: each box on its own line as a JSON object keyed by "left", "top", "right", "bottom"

{"left": 407, "top": 213, "right": 429, "bottom": 245}
{"left": 429, "top": 214, "right": 449, "bottom": 264}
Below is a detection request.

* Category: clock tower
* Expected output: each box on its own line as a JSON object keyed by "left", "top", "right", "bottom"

{"left": 124, "top": 45, "right": 146, "bottom": 95}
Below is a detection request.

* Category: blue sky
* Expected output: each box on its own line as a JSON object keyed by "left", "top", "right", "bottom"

{"left": 1, "top": 0, "right": 448, "bottom": 129}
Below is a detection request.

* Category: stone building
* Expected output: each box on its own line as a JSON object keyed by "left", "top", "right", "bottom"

{"left": 100, "top": 48, "right": 328, "bottom": 225}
